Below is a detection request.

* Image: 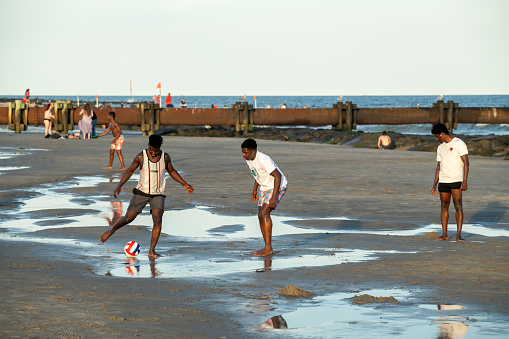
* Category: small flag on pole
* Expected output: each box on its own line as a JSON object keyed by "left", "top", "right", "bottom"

{"left": 156, "top": 83, "right": 161, "bottom": 89}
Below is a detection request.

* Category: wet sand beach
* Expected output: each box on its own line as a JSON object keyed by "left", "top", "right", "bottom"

{"left": 0, "top": 133, "right": 508, "bottom": 338}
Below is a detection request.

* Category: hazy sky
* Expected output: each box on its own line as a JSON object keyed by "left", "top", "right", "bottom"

{"left": 1, "top": 0, "right": 507, "bottom": 96}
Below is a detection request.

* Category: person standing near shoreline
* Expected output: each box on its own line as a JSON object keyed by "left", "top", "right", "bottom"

{"left": 241, "top": 138, "right": 288, "bottom": 256}
{"left": 431, "top": 123, "right": 469, "bottom": 241}
{"left": 78, "top": 104, "right": 93, "bottom": 139}
{"left": 99, "top": 111, "right": 126, "bottom": 170}
{"left": 43, "top": 101, "right": 54, "bottom": 138}
{"left": 23, "top": 89, "right": 30, "bottom": 107}
{"left": 100, "top": 135, "right": 194, "bottom": 258}
{"left": 165, "top": 93, "right": 173, "bottom": 108}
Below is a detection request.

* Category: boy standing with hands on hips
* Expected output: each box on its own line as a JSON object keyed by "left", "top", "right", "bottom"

{"left": 241, "top": 139, "right": 288, "bottom": 256}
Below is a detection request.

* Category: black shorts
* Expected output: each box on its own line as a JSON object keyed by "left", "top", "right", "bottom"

{"left": 438, "top": 182, "right": 462, "bottom": 193}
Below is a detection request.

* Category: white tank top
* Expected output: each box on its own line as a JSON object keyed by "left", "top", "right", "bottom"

{"left": 136, "top": 150, "right": 166, "bottom": 195}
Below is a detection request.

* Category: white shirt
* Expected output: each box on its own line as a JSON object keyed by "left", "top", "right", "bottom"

{"left": 436, "top": 137, "right": 468, "bottom": 183}
{"left": 246, "top": 151, "right": 288, "bottom": 191}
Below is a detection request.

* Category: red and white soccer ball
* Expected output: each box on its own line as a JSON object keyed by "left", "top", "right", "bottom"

{"left": 124, "top": 241, "right": 141, "bottom": 257}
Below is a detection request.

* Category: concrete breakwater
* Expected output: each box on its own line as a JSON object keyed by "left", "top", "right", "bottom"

{"left": 2, "top": 100, "right": 509, "bottom": 135}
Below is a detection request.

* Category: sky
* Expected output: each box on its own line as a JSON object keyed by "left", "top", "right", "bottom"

{"left": 0, "top": 0, "right": 508, "bottom": 96}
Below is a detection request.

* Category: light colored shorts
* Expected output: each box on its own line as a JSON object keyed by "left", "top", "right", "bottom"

{"left": 110, "top": 135, "right": 124, "bottom": 150}
{"left": 257, "top": 185, "right": 287, "bottom": 208}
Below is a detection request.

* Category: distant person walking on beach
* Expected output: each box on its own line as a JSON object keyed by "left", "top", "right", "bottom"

{"left": 180, "top": 98, "right": 187, "bottom": 108}
{"left": 378, "top": 131, "right": 392, "bottom": 150}
{"left": 165, "top": 93, "right": 173, "bottom": 108}
{"left": 99, "top": 111, "right": 126, "bottom": 170}
{"left": 22, "top": 89, "right": 30, "bottom": 107}
{"left": 43, "top": 101, "right": 54, "bottom": 138}
{"left": 100, "top": 135, "right": 194, "bottom": 258}
{"left": 241, "top": 138, "right": 288, "bottom": 256}
{"left": 78, "top": 104, "right": 93, "bottom": 139}
{"left": 431, "top": 123, "right": 469, "bottom": 241}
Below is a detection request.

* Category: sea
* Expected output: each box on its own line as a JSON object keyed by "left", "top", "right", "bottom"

{"left": 2, "top": 94, "right": 508, "bottom": 136}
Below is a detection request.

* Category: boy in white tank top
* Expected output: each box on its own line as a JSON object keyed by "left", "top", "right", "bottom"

{"left": 100, "top": 135, "right": 194, "bottom": 258}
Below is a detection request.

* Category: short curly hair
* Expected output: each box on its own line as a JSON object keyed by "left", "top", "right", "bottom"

{"left": 431, "top": 123, "right": 449, "bottom": 135}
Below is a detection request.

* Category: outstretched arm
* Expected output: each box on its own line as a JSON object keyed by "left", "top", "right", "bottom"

{"left": 99, "top": 124, "right": 112, "bottom": 137}
{"left": 165, "top": 154, "right": 193, "bottom": 193}
{"left": 432, "top": 162, "right": 440, "bottom": 196}
{"left": 461, "top": 154, "right": 469, "bottom": 191}
{"left": 113, "top": 153, "right": 142, "bottom": 198}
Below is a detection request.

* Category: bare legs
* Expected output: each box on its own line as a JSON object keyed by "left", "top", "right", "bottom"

{"left": 148, "top": 208, "right": 163, "bottom": 258}
{"left": 438, "top": 190, "right": 464, "bottom": 241}
{"left": 100, "top": 208, "right": 164, "bottom": 258}
{"left": 44, "top": 120, "right": 52, "bottom": 137}
{"left": 104, "top": 149, "right": 126, "bottom": 170}
{"left": 255, "top": 204, "right": 274, "bottom": 256}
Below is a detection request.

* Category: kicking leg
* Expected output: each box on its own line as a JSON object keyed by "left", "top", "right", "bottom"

{"left": 100, "top": 209, "right": 139, "bottom": 243}
{"left": 451, "top": 189, "right": 465, "bottom": 241}
{"left": 437, "top": 192, "right": 451, "bottom": 240}
{"left": 255, "top": 204, "right": 274, "bottom": 256}
{"left": 148, "top": 208, "right": 163, "bottom": 258}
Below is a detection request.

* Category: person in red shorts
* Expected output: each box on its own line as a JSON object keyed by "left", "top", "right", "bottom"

{"left": 99, "top": 112, "right": 126, "bottom": 170}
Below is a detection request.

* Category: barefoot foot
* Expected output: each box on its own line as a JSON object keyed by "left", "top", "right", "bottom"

{"left": 148, "top": 251, "right": 161, "bottom": 258}
{"left": 104, "top": 166, "right": 113, "bottom": 169}
{"left": 254, "top": 248, "right": 273, "bottom": 257}
{"left": 456, "top": 236, "right": 465, "bottom": 241}
{"left": 117, "top": 167, "right": 126, "bottom": 171}
{"left": 100, "top": 230, "right": 114, "bottom": 243}
{"left": 436, "top": 235, "right": 449, "bottom": 240}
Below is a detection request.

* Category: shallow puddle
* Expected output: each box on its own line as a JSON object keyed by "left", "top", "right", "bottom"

{"left": 103, "top": 248, "right": 416, "bottom": 278}
{"left": 257, "top": 290, "right": 508, "bottom": 338}
{"left": 2, "top": 175, "right": 506, "bottom": 240}
{"left": 0, "top": 146, "right": 51, "bottom": 160}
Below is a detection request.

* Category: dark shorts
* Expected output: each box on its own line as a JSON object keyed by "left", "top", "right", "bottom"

{"left": 127, "top": 193, "right": 165, "bottom": 213}
{"left": 438, "top": 182, "right": 462, "bottom": 193}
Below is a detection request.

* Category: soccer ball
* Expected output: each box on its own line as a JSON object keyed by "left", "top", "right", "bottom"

{"left": 124, "top": 241, "right": 141, "bottom": 257}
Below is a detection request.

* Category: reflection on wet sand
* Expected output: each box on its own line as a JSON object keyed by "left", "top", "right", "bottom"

{"left": 261, "top": 315, "right": 288, "bottom": 329}
{"left": 435, "top": 304, "right": 468, "bottom": 339}
{"left": 103, "top": 201, "right": 123, "bottom": 226}
{"left": 435, "top": 318, "right": 469, "bottom": 339}
{"left": 256, "top": 257, "right": 272, "bottom": 272}
{"left": 124, "top": 257, "right": 139, "bottom": 276}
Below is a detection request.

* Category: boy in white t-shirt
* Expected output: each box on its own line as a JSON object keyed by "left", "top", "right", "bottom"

{"left": 241, "top": 139, "right": 288, "bottom": 256}
{"left": 431, "top": 123, "right": 469, "bottom": 241}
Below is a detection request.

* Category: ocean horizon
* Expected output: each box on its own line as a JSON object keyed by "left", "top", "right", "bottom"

{"left": 2, "top": 94, "right": 508, "bottom": 109}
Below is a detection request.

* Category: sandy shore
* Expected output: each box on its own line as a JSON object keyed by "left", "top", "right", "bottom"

{"left": 0, "top": 132, "right": 508, "bottom": 337}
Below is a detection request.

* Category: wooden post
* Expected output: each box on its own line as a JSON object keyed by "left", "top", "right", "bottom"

{"left": 14, "top": 100, "right": 22, "bottom": 133}
{"left": 447, "top": 100, "right": 454, "bottom": 132}
{"left": 139, "top": 102, "right": 147, "bottom": 136}
{"left": 346, "top": 101, "right": 353, "bottom": 131}
{"left": 248, "top": 103, "right": 254, "bottom": 132}
{"left": 453, "top": 102, "right": 459, "bottom": 130}
{"left": 148, "top": 101, "right": 155, "bottom": 136}
{"left": 352, "top": 103, "right": 358, "bottom": 130}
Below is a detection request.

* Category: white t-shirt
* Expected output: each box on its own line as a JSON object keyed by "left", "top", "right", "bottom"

{"left": 436, "top": 137, "right": 468, "bottom": 183}
{"left": 246, "top": 151, "right": 288, "bottom": 191}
